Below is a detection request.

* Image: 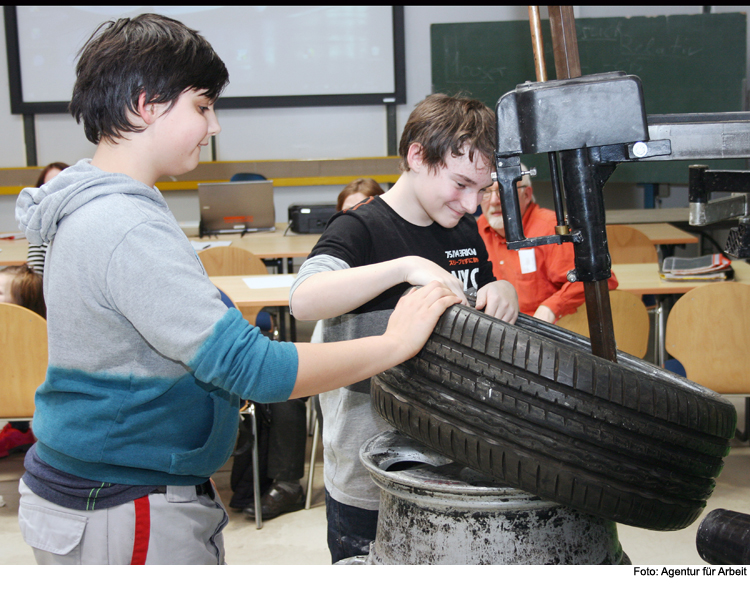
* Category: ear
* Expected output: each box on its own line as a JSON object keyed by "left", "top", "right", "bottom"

{"left": 136, "top": 91, "right": 160, "bottom": 125}
{"left": 406, "top": 143, "right": 425, "bottom": 172}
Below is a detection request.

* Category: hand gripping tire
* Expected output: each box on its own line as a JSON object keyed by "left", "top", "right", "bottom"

{"left": 371, "top": 307, "right": 737, "bottom": 531}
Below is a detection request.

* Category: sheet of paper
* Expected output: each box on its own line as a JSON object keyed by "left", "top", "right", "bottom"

{"left": 519, "top": 248, "right": 537, "bottom": 274}
{"left": 191, "top": 240, "right": 233, "bottom": 251}
{"left": 243, "top": 275, "right": 297, "bottom": 290}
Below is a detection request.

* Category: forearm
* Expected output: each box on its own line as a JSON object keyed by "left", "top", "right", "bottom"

{"left": 290, "top": 337, "right": 408, "bottom": 398}
{"left": 290, "top": 281, "right": 462, "bottom": 398}
{"left": 291, "top": 258, "right": 406, "bottom": 320}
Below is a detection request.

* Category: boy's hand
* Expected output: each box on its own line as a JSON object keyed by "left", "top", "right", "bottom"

{"left": 384, "top": 281, "right": 462, "bottom": 359}
{"left": 475, "top": 280, "right": 519, "bottom": 324}
{"left": 400, "top": 256, "right": 468, "bottom": 305}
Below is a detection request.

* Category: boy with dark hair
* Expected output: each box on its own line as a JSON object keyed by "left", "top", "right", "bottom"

{"left": 290, "top": 93, "right": 519, "bottom": 563}
{"left": 15, "top": 14, "right": 458, "bottom": 565}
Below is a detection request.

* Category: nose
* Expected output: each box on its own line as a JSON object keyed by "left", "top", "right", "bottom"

{"left": 207, "top": 110, "right": 221, "bottom": 137}
{"left": 460, "top": 189, "right": 486, "bottom": 214}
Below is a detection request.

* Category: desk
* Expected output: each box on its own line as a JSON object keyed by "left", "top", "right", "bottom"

{"left": 210, "top": 275, "right": 294, "bottom": 308}
{"left": 611, "top": 260, "right": 750, "bottom": 365}
{"left": 0, "top": 238, "right": 29, "bottom": 266}
{"left": 191, "top": 224, "right": 319, "bottom": 260}
{"left": 211, "top": 274, "right": 297, "bottom": 341}
{"left": 607, "top": 208, "right": 689, "bottom": 225}
{"left": 612, "top": 260, "right": 750, "bottom": 294}
{"left": 624, "top": 223, "right": 698, "bottom": 246}
{"left": 0, "top": 224, "right": 322, "bottom": 270}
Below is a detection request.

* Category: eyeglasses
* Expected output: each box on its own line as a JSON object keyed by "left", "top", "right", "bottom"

{"left": 480, "top": 186, "right": 500, "bottom": 201}
{"left": 480, "top": 183, "right": 529, "bottom": 201}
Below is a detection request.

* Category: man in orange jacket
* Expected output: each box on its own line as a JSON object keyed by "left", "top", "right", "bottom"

{"left": 478, "top": 167, "right": 618, "bottom": 323}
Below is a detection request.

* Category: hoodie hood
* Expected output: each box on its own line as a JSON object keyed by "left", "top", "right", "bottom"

{"left": 16, "top": 159, "right": 167, "bottom": 245}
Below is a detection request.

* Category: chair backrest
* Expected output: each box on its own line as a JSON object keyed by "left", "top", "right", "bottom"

{"left": 0, "top": 303, "right": 47, "bottom": 419}
{"left": 199, "top": 246, "right": 267, "bottom": 324}
{"left": 557, "top": 290, "right": 650, "bottom": 358}
{"left": 198, "top": 246, "right": 269, "bottom": 276}
{"left": 230, "top": 172, "right": 267, "bottom": 182}
{"left": 665, "top": 282, "right": 750, "bottom": 393}
{"left": 606, "top": 225, "right": 659, "bottom": 264}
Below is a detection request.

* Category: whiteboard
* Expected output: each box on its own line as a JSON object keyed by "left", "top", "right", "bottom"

{"left": 6, "top": 5, "right": 405, "bottom": 113}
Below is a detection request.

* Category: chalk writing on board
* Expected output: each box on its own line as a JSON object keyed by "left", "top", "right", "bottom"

{"left": 440, "top": 47, "right": 509, "bottom": 85}
{"left": 580, "top": 21, "right": 703, "bottom": 59}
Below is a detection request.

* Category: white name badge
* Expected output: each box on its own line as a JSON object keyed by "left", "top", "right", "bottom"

{"left": 519, "top": 248, "right": 537, "bottom": 274}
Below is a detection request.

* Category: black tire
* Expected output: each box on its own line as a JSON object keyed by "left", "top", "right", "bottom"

{"left": 372, "top": 307, "right": 737, "bottom": 531}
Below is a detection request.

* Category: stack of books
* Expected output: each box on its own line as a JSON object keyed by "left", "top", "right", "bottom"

{"left": 660, "top": 253, "right": 734, "bottom": 282}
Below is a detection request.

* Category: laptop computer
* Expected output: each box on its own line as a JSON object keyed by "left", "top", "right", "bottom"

{"left": 198, "top": 180, "right": 276, "bottom": 236}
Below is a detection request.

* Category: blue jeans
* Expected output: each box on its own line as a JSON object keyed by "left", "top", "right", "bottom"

{"left": 324, "top": 490, "right": 379, "bottom": 563}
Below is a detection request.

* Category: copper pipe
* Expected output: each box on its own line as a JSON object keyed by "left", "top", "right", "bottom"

{"left": 528, "top": 6, "right": 548, "bottom": 82}
{"left": 548, "top": 6, "right": 582, "bottom": 80}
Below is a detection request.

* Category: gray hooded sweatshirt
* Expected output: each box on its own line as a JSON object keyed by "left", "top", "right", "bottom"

{"left": 16, "top": 159, "right": 297, "bottom": 486}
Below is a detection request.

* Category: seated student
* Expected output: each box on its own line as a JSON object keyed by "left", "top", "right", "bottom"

{"left": 290, "top": 94, "right": 519, "bottom": 563}
{"left": 14, "top": 13, "right": 459, "bottom": 565}
{"left": 0, "top": 264, "right": 45, "bottom": 458}
{"left": 478, "top": 166, "right": 618, "bottom": 323}
{"left": 26, "top": 163, "right": 70, "bottom": 276}
{"left": 337, "top": 178, "right": 385, "bottom": 211}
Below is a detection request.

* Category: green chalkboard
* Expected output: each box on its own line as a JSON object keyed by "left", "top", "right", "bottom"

{"left": 431, "top": 13, "right": 747, "bottom": 183}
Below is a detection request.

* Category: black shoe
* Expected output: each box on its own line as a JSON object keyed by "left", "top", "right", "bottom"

{"left": 243, "top": 482, "right": 304, "bottom": 521}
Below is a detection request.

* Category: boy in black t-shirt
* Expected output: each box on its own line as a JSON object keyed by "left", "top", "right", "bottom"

{"left": 290, "top": 94, "right": 519, "bottom": 563}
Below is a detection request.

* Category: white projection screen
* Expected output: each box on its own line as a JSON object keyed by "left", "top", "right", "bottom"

{"left": 5, "top": 5, "right": 405, "bottom": 113}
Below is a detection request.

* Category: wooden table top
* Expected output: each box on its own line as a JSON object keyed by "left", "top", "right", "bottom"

{"left": 190, "top": 223, "right": 320, "bottom": 259}
{"left": 210, "top": 275, "right": 296, "bottom": 308}
{"left": 0, "top": 223, "right": 322, "bottom": 266}
{"left": 1, "top": 220, "right": 695, "bottom": 269}
{"left": 612, "top": 260, "right": 750, "bottom": 295}
{"left": 0, "top": 236, "right": 29, "bottom": 266}
{"left": 606, "top": 208, "right": 690, "bottom": 225}
{"left": 621, "top": 223, "right": 697, "bottom": 245}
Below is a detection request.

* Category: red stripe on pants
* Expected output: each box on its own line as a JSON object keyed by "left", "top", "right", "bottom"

{"left": 131, "top": 495, "right": 151, "bottom": 564}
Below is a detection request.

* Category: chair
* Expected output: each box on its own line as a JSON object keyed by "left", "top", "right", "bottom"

{"left": 198, "top": 246, "right": 276, "bottom": 336}
{"left": 606, "top": 225, "right": 660, "bottom": 265}
{"left": 0, "top": 303, "right": 47, "bottom": 421}
{"left": 606, "top": 224, "right": 664, "bottom": 364}
{"left": 556, "top": 289, "right": 650, "bottom": 359}
{"left": 665, "top": 282, "right": 750, "bottom": 442}
{"left": 230, "top": 172, "right": 266, "bottom": 183}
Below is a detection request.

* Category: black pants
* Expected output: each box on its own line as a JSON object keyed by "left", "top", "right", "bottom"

{"left": 266, "top": 399, "right": 307, "bottom": 481}
{"left": 229, "top": 399, "right": 307, "bottom": 509}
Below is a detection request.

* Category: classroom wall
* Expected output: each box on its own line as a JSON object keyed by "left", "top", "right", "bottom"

{"left": 1, "top": 6, "right": 747, "bottom": 231}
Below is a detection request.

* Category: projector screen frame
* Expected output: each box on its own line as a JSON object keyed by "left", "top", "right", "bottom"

{"left": 4, "top": 5, "right": 406, "bottom": 115}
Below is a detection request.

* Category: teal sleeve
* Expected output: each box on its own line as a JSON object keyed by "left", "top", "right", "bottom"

{"left": 190, "top": 308, "right": 299, "bottom": 403}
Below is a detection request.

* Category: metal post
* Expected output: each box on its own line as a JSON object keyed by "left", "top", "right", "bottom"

{"left": 547, "top": 6, "right": 617, "bottom": 362}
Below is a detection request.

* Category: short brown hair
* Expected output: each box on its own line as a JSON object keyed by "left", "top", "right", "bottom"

{"left": 337, "top": 178, "right": 385, "bottom": 211}
{"left": 1, "top": 265, "right": 46, "bottom": 319}
{"left": 398, "top": 94, "right": 495, "bottom": 173}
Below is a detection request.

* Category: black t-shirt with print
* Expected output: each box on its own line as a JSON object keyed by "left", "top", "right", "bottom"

{"left": 309, "top": 196, "right": 495, "bottom": 314}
